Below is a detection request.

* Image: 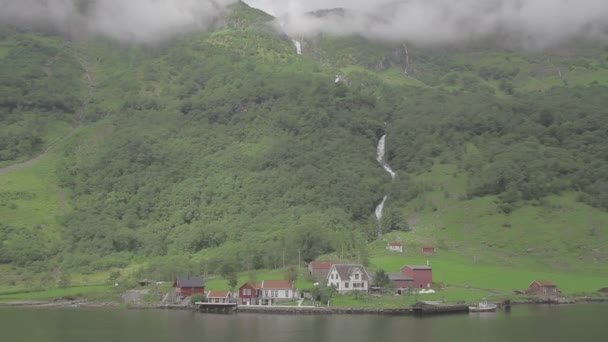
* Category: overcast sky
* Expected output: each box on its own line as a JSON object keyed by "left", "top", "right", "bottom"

{"left": 1, "top": 0, "right": 606, "bottom": 48}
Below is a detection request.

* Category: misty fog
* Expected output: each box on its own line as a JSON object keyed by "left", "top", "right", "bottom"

{"left": 1, "top": 0, "right": 607, "bottom": 48}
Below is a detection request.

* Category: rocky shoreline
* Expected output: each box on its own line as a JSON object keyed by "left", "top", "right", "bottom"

{"left": 2, "top": 296, "right": 607, "bottom": 312}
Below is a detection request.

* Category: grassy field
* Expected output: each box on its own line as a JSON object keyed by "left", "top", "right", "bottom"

{"left": 0, "top": 152, "right": 65, "bottom": 231}
{"left": 0, "top": 284, "right": 114, "bottom": 301}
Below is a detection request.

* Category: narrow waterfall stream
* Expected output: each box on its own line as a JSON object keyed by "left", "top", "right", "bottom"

{"left": 292, "top": 40, "right": 302, "bottom": 55}
{"left": 375, "top": 134, "right": 396, "bottom": 239}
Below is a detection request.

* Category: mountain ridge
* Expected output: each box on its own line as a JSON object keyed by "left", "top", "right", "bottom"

{"left": 0, "top": 3, "right": 607, "bottom": 286}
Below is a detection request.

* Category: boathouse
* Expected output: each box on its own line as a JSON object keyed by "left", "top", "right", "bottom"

{"left": 206, "top": 290, "right": 233, "bottom": 304}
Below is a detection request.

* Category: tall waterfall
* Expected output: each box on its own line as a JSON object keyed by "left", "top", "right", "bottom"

{"left": 375, "top": 134, "right": 396, "bottom": 239}
{"left": 292, "top": 40, "right": 302, "bottom": 55}
{"left": 377, "top": 135, "right": 396, "bottom": 179}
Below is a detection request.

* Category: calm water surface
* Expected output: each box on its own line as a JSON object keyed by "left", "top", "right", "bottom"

{"left": 1, "top": 303, "right": 605, "bottom": 342}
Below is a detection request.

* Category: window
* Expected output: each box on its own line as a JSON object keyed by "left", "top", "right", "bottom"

{"left": 354, "top": 283, "right": 362, "bottom": 288}
{"left": 243, "top": 289, "right": 251, "bottom": 296}
{"left": 345, "top": 282, "right": 349, "bottom": 288}
{"left": 284, "top": 290, "right": 289, "bottom": 298}
{"left": 273, "top": 290, "right": 278, "bottom": 297}
{"left": 354, "top": 273, "right": 360, "bottom": 280}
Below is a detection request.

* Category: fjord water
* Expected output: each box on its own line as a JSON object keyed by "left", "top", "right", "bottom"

{"left": 1, "top": 304, "right": 605, "bottom": 342}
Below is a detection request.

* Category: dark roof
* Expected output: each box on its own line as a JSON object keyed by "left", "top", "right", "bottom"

{"left": 330, "top": 264, "right": 370, "bottom": 281}
{"left": 388, "top": 241, "right": 403, "bottom": 246}
{"left": 402, "top": 265, "right": 432, "bottom": 270}
{"left": 388, "top": 272, "right": 414, "bottom": 281}
{"left": 175, "top": 276, "right": 205, "bottom": 288}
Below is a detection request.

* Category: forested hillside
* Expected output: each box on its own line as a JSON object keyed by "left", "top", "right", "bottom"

{"left": 1, "top": 2, "right": 607, "bottom": 281}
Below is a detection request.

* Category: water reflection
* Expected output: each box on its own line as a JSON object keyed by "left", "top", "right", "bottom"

{"left": 0, "top": 304, "right": 606, "bottom": 342}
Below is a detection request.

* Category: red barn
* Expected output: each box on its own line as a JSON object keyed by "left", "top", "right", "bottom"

{"left": 174, "top": 276, "right": 205, "bottom": 296}
{"left": 238, "top": 282, "right": 260, "bottom": 305}
{"left": 388, "top": 272, "right": 414, "bottom": 289}
{"left": 400, "top": 265, "right": 432, "bottom": 288}
{"left": 422, "top": 245, "right": 435, "bottom": 254}
{"left": 526, "top": 280, "right": 560, "bottom": 296}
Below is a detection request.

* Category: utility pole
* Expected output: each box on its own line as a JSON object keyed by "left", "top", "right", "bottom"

{"left": 298, "top": 248, "right": 301, "bottom": 271}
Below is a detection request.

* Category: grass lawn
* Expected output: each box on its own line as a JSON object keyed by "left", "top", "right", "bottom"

{"left": 0, "top": 152, "right": 64, "bottom": 231}
{"left": 0, "top": 285, "right": 115, "bottom": 301}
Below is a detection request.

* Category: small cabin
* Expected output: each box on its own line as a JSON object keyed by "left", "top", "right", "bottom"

{"left": 387, "top": 241, "right": 403, "bottom": 253}
{"left": 422, "top": 245, "right": 435, "bottom": 254}
{"left": 526, "top": 280, "right": 560, "bottom": 296}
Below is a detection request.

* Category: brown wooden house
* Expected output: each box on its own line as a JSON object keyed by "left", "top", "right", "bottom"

{"left": 174, "top": 276, "right": 205, "bottom": 296}
{"left": 526, "top": 280, "right": 560, "bottom": 296}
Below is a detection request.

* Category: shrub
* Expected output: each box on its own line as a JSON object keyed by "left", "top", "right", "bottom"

{"left": 190, "top": 293, "right": 206, "bottom": 304}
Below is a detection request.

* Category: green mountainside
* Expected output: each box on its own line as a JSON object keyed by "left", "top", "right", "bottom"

{"left": 1, "top": 2, "right": 607, "bottom": 290}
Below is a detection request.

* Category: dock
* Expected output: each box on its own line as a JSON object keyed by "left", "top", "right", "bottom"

{"left": 411, "top": 301, "right": 469, "bottom": 315}
{"left": 196, "top": 302, "right": 238, "bottom": 314}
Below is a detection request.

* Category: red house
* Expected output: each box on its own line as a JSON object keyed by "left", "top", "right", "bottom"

{"left": 422, "top": 245, "right": 435, "bottom": 254}
{"left": 238, "top": 282, "right": 261, "bottom": 305}
{"left": 174, "top": 276, "right": 205, "bottom": 296}
{"left": 206, "top": 290, "right": 233, "bottom": 303}
{"left": 400, "top": 265, "right": 432, "bottom": 288}
{"left": 526, "top": 280, "right": 560, "bottom": 296}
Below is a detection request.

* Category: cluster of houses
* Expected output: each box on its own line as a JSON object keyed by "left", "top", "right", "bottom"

{"left": 174, "top": 276, "right": 297, "bottom": 305}
{"left": 172, "top": 242, "right": 561, "bottom": 305}
{"left": 173, "top": 260, "right": 435, "bottom": 305}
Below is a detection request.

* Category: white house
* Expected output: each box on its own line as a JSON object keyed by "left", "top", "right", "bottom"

{"left": 326, "top": 264, "right": 371, "bottom": 293}
{"left": 387, "top": 241, "right": 403, "bottom": 253}
{"left": 259, "top": 280, "right": 296, "bottom": 305}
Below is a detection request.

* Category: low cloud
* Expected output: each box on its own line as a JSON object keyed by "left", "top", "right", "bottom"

{"left": 1, "top": 1, "right": 607, "bottom": 48}
{"left": 247, "top": 0, "right": 608, "bottom": 49}
{"left": 0, "top": 0, "right": 237, "bottom": 43}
